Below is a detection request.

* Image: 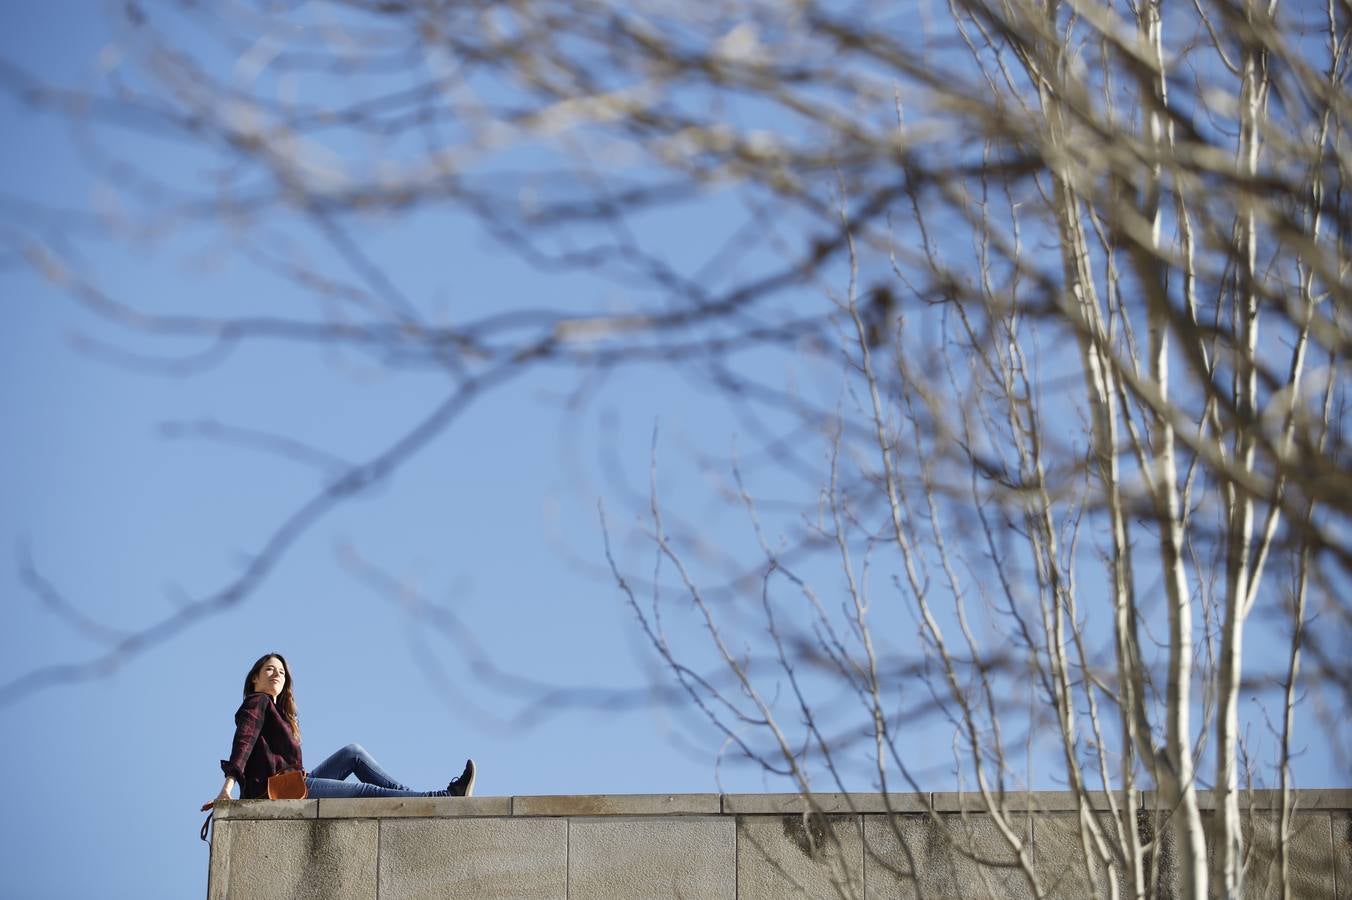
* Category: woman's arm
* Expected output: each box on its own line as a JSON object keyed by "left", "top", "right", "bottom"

{"left": 202, "top": 776, "right": 236, "bottom": 811}
{"left": 207, "top": 693, "right": 269, "bottom": 810}
{"left": 222, "top": 694, "right": 268, "bottom": 776}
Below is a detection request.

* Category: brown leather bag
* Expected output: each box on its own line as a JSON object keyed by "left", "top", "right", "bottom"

{"left": 267, "top": 770, "right": 309, "bottom": 800}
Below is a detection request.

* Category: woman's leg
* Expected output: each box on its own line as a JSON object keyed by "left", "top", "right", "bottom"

{"left": 307, "top": 743, "right": 410, "bottom": 790}
{"left": 304, "top": 776, "right": 448, "bottom": 799}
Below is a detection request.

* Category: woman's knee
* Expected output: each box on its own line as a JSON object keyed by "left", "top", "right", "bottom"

{"left": 343, "top": 742, "right": 366, "bottom": 757}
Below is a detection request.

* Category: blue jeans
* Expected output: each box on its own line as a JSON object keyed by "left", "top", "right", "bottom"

{"left": 303, "top": 743, "right": 447, "bottom": 799}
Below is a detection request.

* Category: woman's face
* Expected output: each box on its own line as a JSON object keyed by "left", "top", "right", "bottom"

{"left": 251, "top": 656, "right": 287, "bottom": 698}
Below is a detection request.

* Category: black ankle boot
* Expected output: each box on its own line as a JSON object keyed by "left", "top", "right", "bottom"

{"left": 447, "top": 758, "right": 476, "bottom": 797}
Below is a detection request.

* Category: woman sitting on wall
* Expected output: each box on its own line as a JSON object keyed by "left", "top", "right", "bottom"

{"left": 202, "top": 651, "right": 475, "bottom": 809}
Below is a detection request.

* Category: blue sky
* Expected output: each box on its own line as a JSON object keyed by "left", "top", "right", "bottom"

{"left": 2, "top": 3, "right": 1345, "bottom": 898}
{"left": 0, "top": 6, "right": 849, "bottom": 897}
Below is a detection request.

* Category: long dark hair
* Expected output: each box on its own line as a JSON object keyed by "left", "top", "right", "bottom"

{"left": 243, "top": 652, "right": 301, "bottom": 742}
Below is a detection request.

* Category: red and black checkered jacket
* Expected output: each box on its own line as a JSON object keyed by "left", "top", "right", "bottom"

{"left": 220, "top": 692, "right": 303, "bottom": 799}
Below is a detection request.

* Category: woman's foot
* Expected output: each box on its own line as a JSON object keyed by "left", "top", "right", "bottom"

{"left": 448, "top": 759, "right": 476, "bottom": 797}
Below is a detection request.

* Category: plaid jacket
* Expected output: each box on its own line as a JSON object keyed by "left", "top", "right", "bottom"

{"left": 220, "top": 692, "right": 304, "bottom": 799}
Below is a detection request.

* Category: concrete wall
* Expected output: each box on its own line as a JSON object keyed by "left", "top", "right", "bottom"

{"left": 207, "top": 789, "right": 1352, "bottom": 899}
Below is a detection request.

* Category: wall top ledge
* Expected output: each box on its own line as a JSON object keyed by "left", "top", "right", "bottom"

{"left": 212, "top": 788, "right": 1351, "bottom": 821}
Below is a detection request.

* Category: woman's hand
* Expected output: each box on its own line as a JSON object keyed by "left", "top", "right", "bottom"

{"left": 201, "top": 789, "right": 230, "bottom": 812}
{"left": 202, "top": 777, "right": 235, "bottom": 811}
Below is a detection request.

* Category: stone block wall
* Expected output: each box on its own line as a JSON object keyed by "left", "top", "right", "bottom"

{"left": 207, "top": 789, "right": 1352, "bottom": 899}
